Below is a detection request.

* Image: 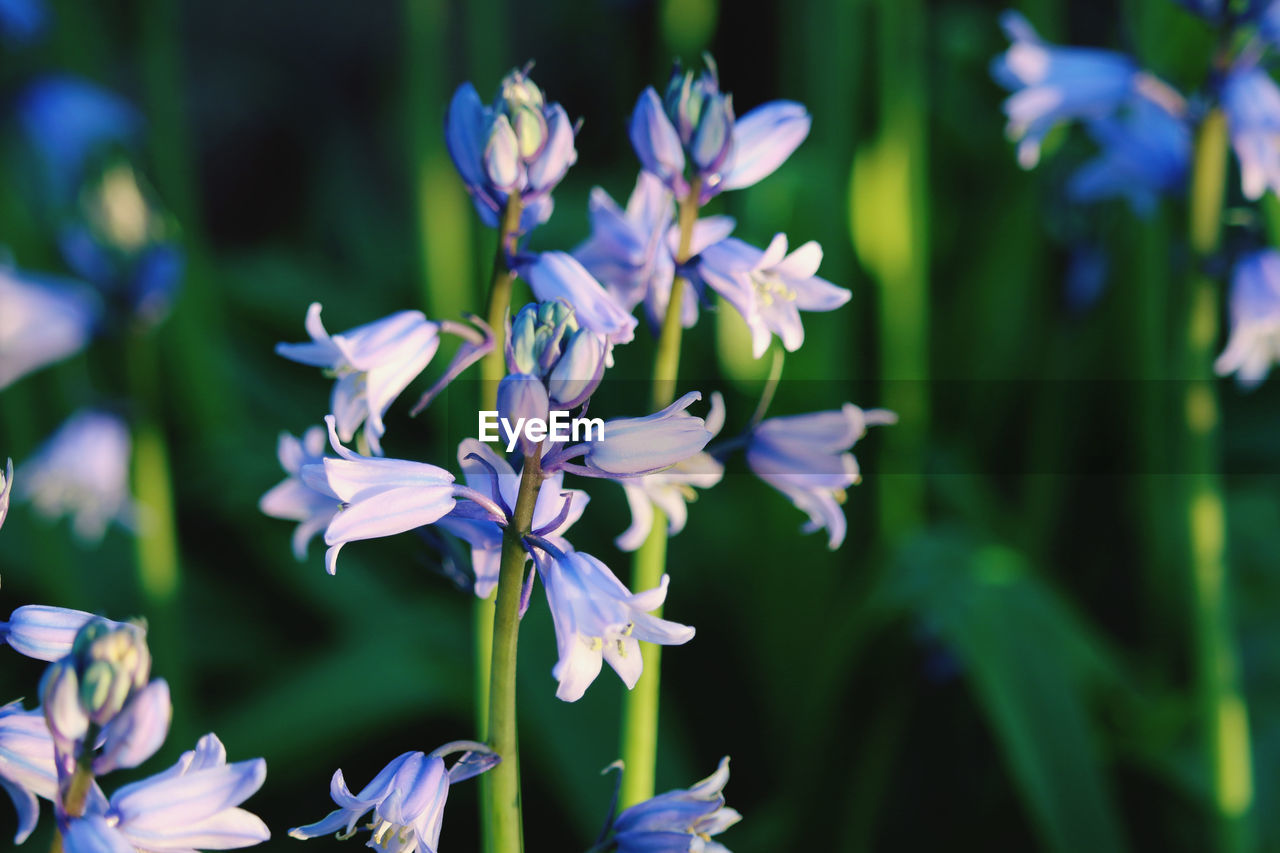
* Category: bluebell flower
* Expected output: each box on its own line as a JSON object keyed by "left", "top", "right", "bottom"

{"left": 277, "top": 304, "right": 442, "bottom": 456}
{"left": 991, "top": 11, "right": 1140, "bottom": 168}
{"left": 0, "top": 0, "right": 44, "bottom": 44}
{"left": 747, "top": 404, "right": 896, "bottom": 549}
{"left": 629, "top": 57, "right": 811, "bottom": 203}
{"left": 1216, "top": 250, "right": 1280, "bottom": 385}
{"left": 445, "top": 67, "right": 578, "bottom": 234}
{"left": 495, "top": 373, "right": 551, "bottom": 457}
{"left": 610, "top": 757, "right": 740, "bottom": 853}
{"left": 697, "top": 235, "right": 851, "bottom": 358}
{"left": 17, "top": 76, "right": 140, "bottom": 202}
{"left": 575, "top": 172, "right": 736, "bottom": 331}
{"left": 0, "top": 266, "right": 99, "bottom": 390}
{"left": 438, "top": 439, "right": 588, "bottom": 598}
{"left": 514, "top": 253, "right": 638, "bottom": 349}
{"left": 1221, "top": 63, "right": 1280, "bottom": 200}
{"left": 290, "top": 742, "right": 498, "bottom": 853}
{"left": 1067, "top": 97, "right": 1190, "bottom": 216}
{"left": 506, "top": 301, "right": 609, "bottom": 408}
{"left": 615, "top": 393, "right": 724, "bottom": 552}
{"left": 301, "top": 416, "right": 457, "bottom": 576}
{"left": 0, "top": 458, "right": 11, "bottom": 531}
{"left": 59, "top": 733, "right": 269, "bottom": 852}
{"left": 259, "top": 426, "right": 340, "bottom": 560}
{"left": 552, "top": 391, "right": 713, "bottom": 479}
{"left": 0, "top": 605, "right": 112, "bottom": 661}
{"left": 18, "top": 411, "right": 133, "bottom": 543}
{"left": 91, "top": 679, "right": 171, "bottom": 776}
{"left": 538, "top": 549, "right": 694, "bottom": 702}
{"left": 0, "top": 700, "right": 58, "bottom": 844}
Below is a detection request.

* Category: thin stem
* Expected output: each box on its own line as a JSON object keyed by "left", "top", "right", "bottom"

{"left": 50, "top": 752, "right": 95, "bottom": 853}
{"left": 748, "top": 346, "right": 786, "bottom": 428}
{"left": 484, "top": 446, "right": 542, "bottom": 853}
{"left": 619, "top": 181, "right": 700, "bottom": 809}
{"left": 1185, "top": 108, "right": 1254, "bottom": 853}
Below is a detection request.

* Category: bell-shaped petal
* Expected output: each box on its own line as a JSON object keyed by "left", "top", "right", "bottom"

{"left": 93, "top": 679, "right": 171, "bottom": 775}
{"left": 0, "top": 267, "right": 100, "bottom": 390}
{"left": 518, "top": 252, "right": 638, "bottom": 346}
{"left": 0, "top": 700, "right": 58, "bottom": 844}
{"left": 1, "top": 604, "right": 107, "bottom": 661}
{"left": 1222, "top": 63, "right": 1280, "bottom": 201}
{"left": 497, "top": 373, "right": 551, "bottom": 456}
{"left": 1067, "top": 97, "right": 1190, "bottom": 216}
{"left": 259, "top": 427, "right": 339, "bottom": 560}
{"left": 1216, "top": 249, "right": 1280, "bottom": 386}
{"left": 484, "top": 114, "right": 522, "bottom": 191}
{"left": 612, "top": 757, "right": 740, "bottom": 852}
{"left": 582, "top": 392, "right": 712, "bottom": 477}
{"left": 630, "top": 87, "right": 688, "bottom": 196}
{"left": 721, "top": 100, "right": 812, "bottom": 191}
{"left": 445, "top": 82, "right": 489, "bottom": 188}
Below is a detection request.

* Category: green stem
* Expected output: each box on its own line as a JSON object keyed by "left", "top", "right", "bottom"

{"left": 618, "top": 182, "right": 699, "bottom": 809}
{"left": 50, "top": 752, "right": 95, "bottom": 853}
{"left": 484, "top": 446, "right": 542, "bottom": 853}
{"left": 1185, "top": 108, "right": 1254, "bottom": 853}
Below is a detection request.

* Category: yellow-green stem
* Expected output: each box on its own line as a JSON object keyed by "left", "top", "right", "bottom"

{"left": 484, "top": 447, "right": 542, "bottom": 853}
{"left": 619, "top": 181, "right": 700, "bottom": 808}
{"left": 49, "top": 753, "right": 95, "bottom": 853}
{"left": 1186, "top": 108, "right": 1254, "bottom": 853}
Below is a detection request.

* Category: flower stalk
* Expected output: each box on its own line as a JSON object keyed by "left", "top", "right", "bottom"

{"left": 484, "top": 443, "right": 543, "bottom": 853}
{"left": 619, "top": 180, "right": 700, "bottom": 808}
{"left": 49, "top": 752, "right": 95, "bottom": 853}
{"left": 1185, "top": 107, "right": 1254, "bottom": 853}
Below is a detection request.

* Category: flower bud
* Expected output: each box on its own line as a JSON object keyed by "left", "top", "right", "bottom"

{"left": 662, "top": 59, "right": 735, "bottom": 173}
{"left": 546, "top": 328, "right": 605, "bottom": 408}
{"left": 40, "top": 660, "right": 89, "bottom": 745}
{"left": 497, "top": 373, "right": 550, "bottom": 457}
{"left": 68, "top": 618, "right": 151, "bottom": 726}
{"left": 483, "top": 115, "right": 521, "bottom": 191}
{"left": 93, "top": 679, "right": 171, "bottom": 774}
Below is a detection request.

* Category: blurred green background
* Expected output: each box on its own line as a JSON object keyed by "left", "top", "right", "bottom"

{"left": 4, "top": 0, "right": 1280, "bottom": 850}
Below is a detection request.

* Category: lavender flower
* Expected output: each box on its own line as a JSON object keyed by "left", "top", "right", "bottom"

{"left": 697, "top": 235, "right": 851, "bottom": 359}
{"left": 302, "top": 416, "right": 457, "bottom": 576}
{"left": 290, "top": 742, "right": 497, "bottom": 853}
{"left": 747, "top": 404, "right": 896, "bottom": 549}
{"left": 1221, "top": 63, "right": 1280, "bottom": 201}
{"left": 573, "top": 392, "right": 713, "bottom": 478}
{"left": 574, "top": 172, "right": 735, "bottom": 330}
{"left": 277, "top": 304, "right": 441, "bottom": 456}
{"left": 0, "top": 458, "right": 11, "bottom": 531}
{"left": 538, "top": 549, "right": 694, "bottom": 702}
{"left": 0, "top": 701, "right": 58, "bottom": 844}
{"left": 629, "top": 57, "right": 810, "bottom": 203}
{"left": 59, "top": 733, "right": 269, "bottom": 852}
{"left": 0, "top": 267, "right": 99, "bottom": 390}
{"left": 18, "top": 410, "right": 133, "bottom": 543}
{"left": 0, "top": 605, "right": 109, "bottom": 661}
{"left": 259, "top": 426, "right": 340, "bottom": 560}
{"left": 445, "top": 67, "right": 578, "bottom": 234}
{"left": 1068, "top": 97, "right": 1190, "bottom": 215}
{"left": 506, "top": 300, "right": 609, "bottom": 408}
{"left": 1216, "top": 250, "right": 1280, "bottom": 385}
{"left": 610, "top": 757, "right": 740, "bottom": 853}
{"left": 514, "top": 253, "right": 638, "bottom": 348}
{"left": 991, "top": 11, "right": 1140, "bottom": 168}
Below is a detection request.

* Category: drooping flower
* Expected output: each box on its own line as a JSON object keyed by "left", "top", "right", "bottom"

{"left": 574, "top": 172, "right": 735, "bottom": 331}
{"left": 990, "top": 11, "right": 1141, "bottom": 168}
{"left": 0, "top": 457, "right": 12, "bottom": 531}
{"left": 610, "top": 757, "right": 741, "bottom": 853}
{"left": 615, "top": 393, "right": 725, "bottom": 551}
{"left": 277, "top": 304, "right": 441, "bottom": 456}
{"left": 1216, "top": 249, "right": 1280, "bottom": 385}
{"left": 0, "top": 604, "right": 111, "bottom": 661}
{"left": 437, "top": 439, "right": 588, "bottom": 598}
{"left": 18, "top": 410, "right": 133, "bottom": 542}
{"left": 543, "top": 391, "right": 713, "bottom": 479}
{"left": 301, "top": 416, "right": 457, "bottom": 576}
{"left": 259, "top": 426, "right": 340, "bottom": 560}
{"left": 0, "top": 700, "right": 58, "bottom": 844}
{"left": 445, "top": 66, "right": 578, "bottom": 234}
{"left": 1221, "top": 62, "right": 1280, "bottom": 201}
{"left": 747, "top": 404, "right": 896, "bottom": 549}
{"left": 1067, "top": 97, "right": 1191, "bottom": 216}
{"left": 538, "top": 549, "right": 694, "bottom": 702}
{"left": 513, "top": 253, "right": 638, "bottom": 348}
{"left": 697, "top": 234, "right": 851, "bottom": 359}
{"left": 59, "top": 733, "right": 269, "bottom": 853}
{"left": 629, "top": 56, "right": 811, "bottom": 203}
{"left": 290, "top": 742, "right": 497, "bottom": 853}
{"left": 0, "top": 266, "right": 99, "bottom": 390}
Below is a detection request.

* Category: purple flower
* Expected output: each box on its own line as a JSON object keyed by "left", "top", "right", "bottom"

{"left": 0, "top": 701, "right": 58, "bottom": 844}
{"left": 18, "top": 410, "right": 133, "bottom": 543}
{"left": 290, "top": 742, "right": 497, "bottom": 853}
{"left": 611, "top": 757, "right": 740, "bottom": 853}
{"left": 60, "top": 733, "right": 269, "bottom": 852}
{"left": 1068, "top": 97, "right": 1190, "bottom": 216}
{"left": 0, "top": 266, "right": 99, "bottom": 390}
{"left": 301, "top": 416, "right": 457, "bottom": 576}
{"left": 697, "top": 235, "right": 850, "bottom": 359}
{"left": 1216, "top": 250, "right": 1280, "bottom": 385}
{"left": 1221, "top": 63, "right": 1280, "bottom": 201}
{"left": 0, "top": 457, "right": 11, "bottom": 531}
{"left": 259, "top": 426, "right": 340, "bottom": 560}
{"left": 538, "top": 549, "right": 694, "bottom": 702}
{"left": 0, "top": 605, "right": 113, "bottom": 661}
{"left": 506, "top": 301, "right": 609, "bottom": 408}
{"left": 277, "top": 304, "right": 441, "bottom": 456}
{"left": 574, "top": 172, "right": 735, "bottom": 331}
{"left": 629, "top": 57, "right": 810, "bottom": 202}
{"left": 991, "top": 11, "right": 1139, "bottom": 168}
{"left": 438, "top": 439, "right": 588, "bottom": 598}
{"left": 445, "top": 67, "right": 578, "bottom": 234}
{"left": 514, "top": 252, "right": 638, "bottom": 349}
{"left": 747, "top": 404, "right": 896, "bottom": 549}
{"left": 568, "top": 392, "right": 713, "bottom": 478}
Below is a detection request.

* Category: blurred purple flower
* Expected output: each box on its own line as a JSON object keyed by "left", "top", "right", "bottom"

{"left": 0, "top": 605, "right": 111, "bottom": 662}
{"left": 1221, "top": 63, "right": 1280, "bottom": 201}
{"left": 0, "top": 266, "right": 99, "bottom": 390}
{"left": 0, "top": 0, "right": 44, "bottom": 44}
{"left": 1216, "top": 249, "right": 1280, "bottom": 386}
{"left": 259, "top": 426, "right": 340, "bottom": 561}
{"left": 611, "top": 757, "right": 740, "bottom": 853}
{"left": 747, "top": 404, "right": 896, "bottom": 549}
{"left": 1068, "top": 97, "right": 1190, "bottom": 216}
{"left": 277, "top": 304, "right": 441, "bottom": 456}
{"left": 698, "top": 234, "right": 850, "bottom": 359}
{"left": 0, "top": 700, "right": 58, "bottom": 844}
